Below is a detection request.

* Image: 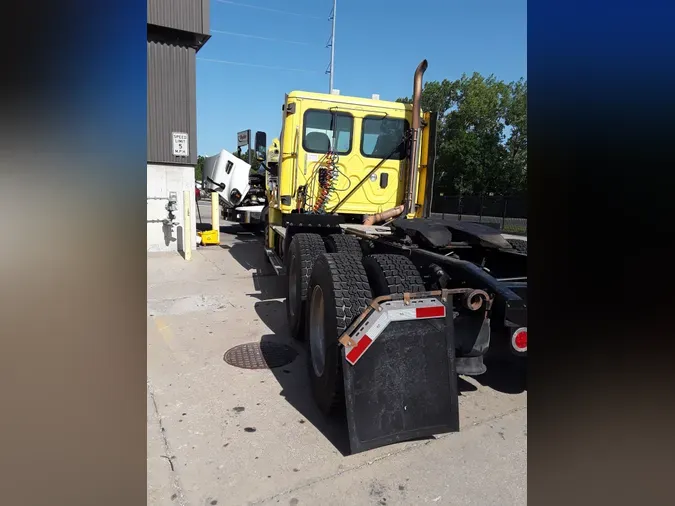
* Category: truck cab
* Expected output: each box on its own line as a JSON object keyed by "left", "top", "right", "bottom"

{"left": 259, "top": 90, "right": 436, "bottom": 253}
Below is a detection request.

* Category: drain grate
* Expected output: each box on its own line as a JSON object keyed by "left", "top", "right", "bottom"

{"left": 224, "top": 341, "right": 298, "bottom": 369}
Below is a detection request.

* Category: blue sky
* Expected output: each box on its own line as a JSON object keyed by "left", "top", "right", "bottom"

{"left": 196, "top": 0, "right": 527, "bottom": 156}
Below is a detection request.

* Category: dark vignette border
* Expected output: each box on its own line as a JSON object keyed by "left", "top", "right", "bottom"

{"left": 528, "top": 0, "right": 675, "bottom": 504}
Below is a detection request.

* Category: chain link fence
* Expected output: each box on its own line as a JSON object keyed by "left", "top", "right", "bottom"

{"left": 430, "top": 195, "right": 527, "bottom": 235}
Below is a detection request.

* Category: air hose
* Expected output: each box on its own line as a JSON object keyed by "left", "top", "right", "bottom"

{"left": 312, "top": 151, "right": 339, "bottom": 213}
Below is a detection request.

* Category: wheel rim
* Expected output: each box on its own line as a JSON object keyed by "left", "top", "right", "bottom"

{"left": 309, "top": 285, "right": 326, "bottom": 377}
{"left": 288, "top": 252, "right": 298, "bottom": 318}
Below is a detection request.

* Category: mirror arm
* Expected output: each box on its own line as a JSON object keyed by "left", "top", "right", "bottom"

{"left": 258, "top": 162, "right": 278, "bottom": 176}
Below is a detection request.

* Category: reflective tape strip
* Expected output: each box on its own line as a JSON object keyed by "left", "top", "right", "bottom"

{"left": 345, "top": 334, "right": 373, "bottom": 364}
{"left": 344, "top": 298, "right": 446, "bottom": 365}
{"left": 416, "top": 306, "right": 445, "bottom": 318}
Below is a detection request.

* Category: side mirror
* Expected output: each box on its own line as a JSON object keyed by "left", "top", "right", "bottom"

{"left": 255, "top": 131, "right": 267, "bottom": 161}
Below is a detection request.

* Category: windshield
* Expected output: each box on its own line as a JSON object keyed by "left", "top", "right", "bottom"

{"left": 361, "top": 116, "right": 408, "bottom": 160}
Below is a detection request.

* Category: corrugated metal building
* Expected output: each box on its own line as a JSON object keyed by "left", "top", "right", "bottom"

{"left": 147, "top": 0, "right": 210, "bottom": 252}
{"left": 148, "top": 0, "right": 210, "bottom": 35}
{"left": 147, "top": 0, "right": 210, "bottom": 165}
{"left": 147, "top": 42, "right": 198, "bottom": 165}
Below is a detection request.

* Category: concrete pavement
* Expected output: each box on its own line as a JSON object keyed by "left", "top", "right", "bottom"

{"left": 147, "top": 220, "right": 527, "bottom": 506}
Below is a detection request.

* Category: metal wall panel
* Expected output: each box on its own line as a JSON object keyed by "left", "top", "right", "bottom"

{"left": 147, "top": 0, "right": 209, "bottom": 35}
{"left": 147, "top": 41, "right": 197, "bottom": 165}
{"left": 201, "top": 0, "right": 209, "bottom": 35}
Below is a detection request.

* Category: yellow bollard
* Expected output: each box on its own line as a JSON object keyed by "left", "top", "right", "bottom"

{"left": 183, "top": 190, "right": 192, "bottom": 261}
{"left": 211, "top": 191, "right": 220, "bottom": 233}
{"left": 197, "top": 192, "right": 221, "bottom": 246}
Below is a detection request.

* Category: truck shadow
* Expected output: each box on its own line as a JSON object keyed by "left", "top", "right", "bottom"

{"left": 219, "top": 233, "right": 286, "bottom": 302}
{"left": 255, "top": 300, "right": 482, "bottom": 456}
{"left": 196, "top": 219, "right": 263, "bottom": 237}
{"left": 222, "top": 229, "right": 525, "bottom": 452}
{"left": 220, "top": 236, "right": 276, "bottom": 277}
{"left": 220, "top": 242, "right": 350, "bottom": 453}
{"left": 475, "top": 355, "right": 527, "bottom": 394}
{"left": 260, "top": 333, "right": 353, "bottom": 456}
{"left": 255, "top": 300, "right": 288, "bottom": 335}
{"left": 252, "top": 297, "right": 524, "bottom": 454}
{"left": 254, "top": 296, "right": 353, "bottom": 454}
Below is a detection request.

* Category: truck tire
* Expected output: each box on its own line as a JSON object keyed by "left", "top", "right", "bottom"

{"left": 262, "top": 206, "right": 270, "bottom": 257}
{"left": 306, "top": 253, "right": 372, "bottom": 414}
{"left": 506, "top": 238, "right": 527, "bottom": 255}
{"left": 323, "top": 233, "right": 363, "bottom": 255}
{"left": 286, "top": 233, "right": 326, "bottom": 340}
{"left": 362, "top": 254, "right": 425, "bottom": 296}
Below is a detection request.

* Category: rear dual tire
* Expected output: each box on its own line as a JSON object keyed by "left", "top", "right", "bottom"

{"left": 323, "top": 233, "right": 363, "bottom": 255}
{"left": 285, "top": 232, "right": 362, "bottom": 341}
{"left": 286, "top": 233, "right": 326, "bottom": 340}
{"left": 362, "top": 254, "right": 425, "bottom": 296}
{"left": 306, "top": 253, "right": 424, "bottom": 415}
{"left": 306, "top": 253, "right": 372, "bottom": 414}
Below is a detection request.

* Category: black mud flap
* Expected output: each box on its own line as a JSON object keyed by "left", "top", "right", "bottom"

{"left": 341, "top": 300, "right": 459, "bottom": 454}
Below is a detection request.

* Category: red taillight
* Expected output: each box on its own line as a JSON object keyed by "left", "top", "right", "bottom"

{"left": 512, "top": 327, "right": 527, "bottom": 352}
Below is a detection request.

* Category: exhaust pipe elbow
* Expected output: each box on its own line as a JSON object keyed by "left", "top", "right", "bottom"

{"left": 363, "top": 205, "right": 405, "bottom": 226}
{"left": 412, "top": 59, "right": 428, "bottom": 130}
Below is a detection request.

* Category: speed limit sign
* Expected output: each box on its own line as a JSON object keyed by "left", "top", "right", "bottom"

{"left": 172, "top": 132, "right": 189, "bottom": 157}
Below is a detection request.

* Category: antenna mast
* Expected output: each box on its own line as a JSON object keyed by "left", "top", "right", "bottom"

{"left": 327, "top": 0, "right": 337, "bottom": 93}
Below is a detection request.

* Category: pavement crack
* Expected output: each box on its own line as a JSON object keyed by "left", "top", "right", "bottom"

{"left": 161, "top": 455, "right": 176, "bottom": 472}
{"left": 149, "top": 379, "right": 188, "bottom": 506}
{"left": 248, "top": 405, "right": 527, "bottom": 505}
{"left": 455, "top": 404, "right": 527, "bottom": 433}
{"left": 197, "top": 249, "right": 225, "bottom": 272}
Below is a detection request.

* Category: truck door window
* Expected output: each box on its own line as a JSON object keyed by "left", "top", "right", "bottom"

{"left": 302, "top": 110, "right": 353, "bottom": 155}
{"left": 361, "top": 116, "right": 408, "bottom": 160}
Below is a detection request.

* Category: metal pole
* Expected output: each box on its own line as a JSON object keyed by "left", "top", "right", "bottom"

{"left": 502, "top": 197, "right": 507, "bottom": 230}
{"left": 247, "top": 129, "right": 252, "bottom": 166}
{"left": 329, "top": 0, "right": 336, "bottom": 93}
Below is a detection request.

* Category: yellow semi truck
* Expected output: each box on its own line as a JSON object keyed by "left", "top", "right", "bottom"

{"left": 253, "top": 61, "right": 527, "bottom": 453}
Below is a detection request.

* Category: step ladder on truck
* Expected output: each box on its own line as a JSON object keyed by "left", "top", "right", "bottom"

{"left": 256, "top": 60, "right": 527, "bottom": 454}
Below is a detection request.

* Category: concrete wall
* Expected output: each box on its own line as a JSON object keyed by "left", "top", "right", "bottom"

{"left": 147, "top": 164, "right": 198, "bottom": 253}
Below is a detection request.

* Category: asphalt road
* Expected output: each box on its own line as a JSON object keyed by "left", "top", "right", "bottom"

{"left": 147, "top": 213, "right": 527, "bottom": 506}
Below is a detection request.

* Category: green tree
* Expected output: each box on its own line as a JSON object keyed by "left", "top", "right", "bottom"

{"left": 195, "top": 155, "right": 205, "bottom": 182}
{"left": 234, "top": 148, "right": 262, "bottom": 175}
{"left": 397, "top": 73, "right": 527, "bottom": 196}
{"left": 502, "top": 79, "right": 527, "bottom": 192}
{"left": 397, "top": 79, "right": 456, "bottom": 115}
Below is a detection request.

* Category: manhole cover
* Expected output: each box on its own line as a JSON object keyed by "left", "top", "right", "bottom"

{"left": 223, "top": 342, "right": 298, "bottom": 369}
